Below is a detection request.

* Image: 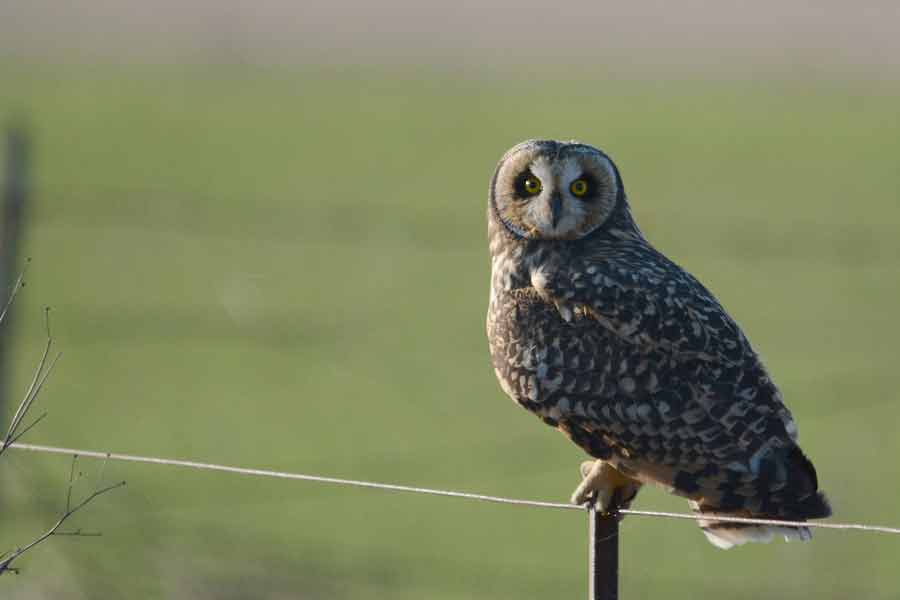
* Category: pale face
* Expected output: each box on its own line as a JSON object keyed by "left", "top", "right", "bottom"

{"left": 491, "top": 140, "right": 620, "bottom": 241}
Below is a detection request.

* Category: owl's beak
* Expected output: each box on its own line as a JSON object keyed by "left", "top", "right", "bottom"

{"left": 549, "top": 193, "right": 563, "bottom": 228}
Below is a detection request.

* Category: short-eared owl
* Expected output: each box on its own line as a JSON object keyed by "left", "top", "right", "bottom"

{"left": 485, "top": 139, "right": 830, "bottom": 548}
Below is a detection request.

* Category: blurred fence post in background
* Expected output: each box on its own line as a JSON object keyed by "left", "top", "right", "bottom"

{"left": 589, "top": 506, "right": 619, "bottom": 600}
{"left": 0, "top": 123, "right": 30, "bottom": 429}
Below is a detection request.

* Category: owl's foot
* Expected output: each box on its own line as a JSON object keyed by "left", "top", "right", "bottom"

{"left": 570, "top": 460, "right": 642, "bottom": 515}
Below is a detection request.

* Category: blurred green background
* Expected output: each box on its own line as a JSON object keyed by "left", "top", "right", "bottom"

{"left": 1, "top": 3, "right": 900, "bottom": 598}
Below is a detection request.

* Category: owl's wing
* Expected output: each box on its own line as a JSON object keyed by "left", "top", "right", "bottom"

{"left": 531, "top": 247, "right": 748, "bottom": 364}
{"left": 531, "top": 248, "right": 829, "bottom": 519}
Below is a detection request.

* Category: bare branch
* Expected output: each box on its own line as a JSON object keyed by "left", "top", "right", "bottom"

{"left": 0, "top": 454, "right": 125, "bottom": 576}
{"left": 0, "top": 259, "right": 28, "bottom": 326}
{"left": 52, "top": 530, "right": 103, "bottom": 538}
{"left": 0, "top": 335, "right": 51, "bottom": 451}
{"left": 0, "top": 266, "right": 125, "bottom": 576}
{"left": 5, "top": 411, "right": 48, "bottom": 447}
{"left": 65, "top": 455, "right": 77, "bottom": 513}
{"left": 0, "top": 307, "right": 61, "bottom": 457}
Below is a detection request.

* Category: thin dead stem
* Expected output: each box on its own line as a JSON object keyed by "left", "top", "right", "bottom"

{"left": 0, "top": 307, "right": 62, "bottom": 458}
{"left": 0, "top": 267, "right": 124, "bottom": 576}
{"left": 0, "top": 259, "right": 27, "bottom": 327}
{"left": 0, "top": 455, "right": 125, "bottom": 576}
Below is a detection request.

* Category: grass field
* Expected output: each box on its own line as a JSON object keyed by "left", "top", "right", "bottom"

{"left": 1, "top": 63, "right": 899, "bottom": 599}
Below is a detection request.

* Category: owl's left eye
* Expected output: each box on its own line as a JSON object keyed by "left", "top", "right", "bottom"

{"left": 570, "top": 178, "right": 589, "bottom": 198}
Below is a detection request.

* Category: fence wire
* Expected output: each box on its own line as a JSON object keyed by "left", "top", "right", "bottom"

{"left": 8, "top": 441, "right": 900, "bottom": 536}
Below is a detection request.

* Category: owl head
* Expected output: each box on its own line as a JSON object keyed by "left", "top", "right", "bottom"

{"left": 489, "top": 140, "right": 628, "bottom": 241}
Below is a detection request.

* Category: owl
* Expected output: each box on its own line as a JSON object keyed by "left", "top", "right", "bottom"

{"left": 485, "top": 139, "right": 831, "bottom": 549}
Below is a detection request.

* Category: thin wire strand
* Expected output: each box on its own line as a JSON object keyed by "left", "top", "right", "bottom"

{"left": 8, "top": 442, "right": 578, "bottom": 511}
{"left": 8, "top": 441, "right": 900, "bottom": 536}
{"left": 618, "top": 509, "right": 900, "bottom": 535}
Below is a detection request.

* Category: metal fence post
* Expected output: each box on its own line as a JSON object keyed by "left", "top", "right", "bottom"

{"left": 589, "top": 505, "right": 619, "bottom": 600}
{"left": 0, "top": 123, "right": 30, "bottom": 426}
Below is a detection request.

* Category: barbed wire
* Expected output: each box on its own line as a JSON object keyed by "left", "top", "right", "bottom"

{"left": 9, "top": 441, "right": 900, "bottom": 536}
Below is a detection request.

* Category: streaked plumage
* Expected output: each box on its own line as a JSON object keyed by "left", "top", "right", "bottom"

{"left": 485, "top": 139, "right": 830, "bottom": 548}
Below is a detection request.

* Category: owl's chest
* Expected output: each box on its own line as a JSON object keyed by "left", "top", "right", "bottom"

{"left": 487, "top": 288, "right": 621, "bottom": 410}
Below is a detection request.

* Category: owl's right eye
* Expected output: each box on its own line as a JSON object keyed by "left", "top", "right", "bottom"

{"left": 516, "top": 173, "right": 543, "bottom": 197}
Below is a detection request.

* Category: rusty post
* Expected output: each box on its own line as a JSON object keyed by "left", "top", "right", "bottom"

{"left": 0, "top": 123, "right": 30, "bottom": 424}
{"left": 589, "top": 505, "right": 619, "bottom": 600}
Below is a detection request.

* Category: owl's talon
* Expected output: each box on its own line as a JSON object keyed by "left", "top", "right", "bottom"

{"left": 570, "top": 459, "right": 641, "bottom": 516}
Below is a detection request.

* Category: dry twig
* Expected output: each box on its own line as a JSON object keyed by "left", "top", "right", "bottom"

{"left": 0, "top": 306, "right": 61, "bottom": 459}
{"left": 0, "top": 262, "right": 26, "bottom": 327}
{"left": 0, "top": 268, "right": 125, "bottom": 575}
{"left": 0, "top": 456, "right": 125, "bottom": 575}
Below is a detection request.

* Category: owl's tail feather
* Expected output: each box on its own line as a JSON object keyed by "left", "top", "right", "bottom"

{"left": 685, "top": 443, "right": 832, "bottom": 549}
{"left": 690, "top": 491, "right": 832, "bottom": 550}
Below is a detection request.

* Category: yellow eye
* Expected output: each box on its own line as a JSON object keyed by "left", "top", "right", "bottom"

{"left": 522, "top": 175, "right": 542, "bottom": 196}
{"left": 570, "top": 179, "right": 589, "bottom": 197}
